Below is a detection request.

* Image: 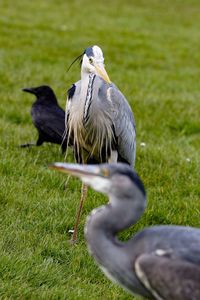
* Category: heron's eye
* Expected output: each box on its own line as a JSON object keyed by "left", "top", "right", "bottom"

{"left": 89, "top": 57, "right": 93, "bottom": 64}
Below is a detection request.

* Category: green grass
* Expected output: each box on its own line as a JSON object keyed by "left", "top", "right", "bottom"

{"left": 0, "top": 0, "right": 200, "bottom": 298}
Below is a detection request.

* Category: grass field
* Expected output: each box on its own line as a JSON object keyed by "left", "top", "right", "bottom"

{"left": 0, "top": 0, "right": 200, "bottom": 299}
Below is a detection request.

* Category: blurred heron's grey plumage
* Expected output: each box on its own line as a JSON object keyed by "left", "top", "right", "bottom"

{"left": 50, "top": 162, "right": 200, "bottom": 300}
{"left": 136, "top": 252, "right": 200, "bottom": 300}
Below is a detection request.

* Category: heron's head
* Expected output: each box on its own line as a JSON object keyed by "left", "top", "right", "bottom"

{"left": 49, "top": 162, "right": 146, "bottom": 201}
{"left": 81, "top": 45, "right": 111, "bottom": 83}
{"left": 22, "top": 85, "right": 57, "bottom": 103}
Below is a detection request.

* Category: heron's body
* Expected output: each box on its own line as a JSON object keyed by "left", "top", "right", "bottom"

{"left": 65, "top": 45, "right": 136, "bottom": 242}
{"left": 65, "top": 46, "right": 136, "bottom": 165}
{"left": 50, "top": 162, "right": 200, "bottom": 300}
{"left": 67, "top": 75, "right": 135, "bottom": 165}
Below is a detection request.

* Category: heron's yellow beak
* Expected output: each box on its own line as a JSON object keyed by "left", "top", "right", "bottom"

{"left": 94, "top": 63, "right": 111, "bottom": 84}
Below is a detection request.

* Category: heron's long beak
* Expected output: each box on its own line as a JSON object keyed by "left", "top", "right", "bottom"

{"left": 94, "top": 63, "right": 111, "bottom": 84}
{"left": 49, "top": 163, "right": 102, "bottom": 179}
{"left": 22, "top": 87, "right": 36, "bottom": 94}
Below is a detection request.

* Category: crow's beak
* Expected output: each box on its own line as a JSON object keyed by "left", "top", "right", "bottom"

{"left": 22, "top": 87, "right": 36, "bottom": 94}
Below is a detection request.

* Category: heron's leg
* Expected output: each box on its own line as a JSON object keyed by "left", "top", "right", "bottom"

{"left": 71, "top": 183, "right": 88, "bottom": 244}
{"left": 64, "top": 175, "right": 71, "bottom": 190}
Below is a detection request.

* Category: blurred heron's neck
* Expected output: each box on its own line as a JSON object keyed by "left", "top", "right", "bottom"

{"left": 85, "top": 191, "right": 146, "bottom": 253}
{"left": 109, "top": 193, "right": 146, "bottom": 233}
{"left": 84, "top": 192, "right": 148, "bottom": 298}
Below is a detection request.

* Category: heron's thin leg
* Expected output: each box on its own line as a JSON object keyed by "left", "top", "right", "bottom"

{"left": 71, "top": 183, "right": 88, "bottom": 244}
{"left": 64, "top": 175, "right": 71, "bottom": 190}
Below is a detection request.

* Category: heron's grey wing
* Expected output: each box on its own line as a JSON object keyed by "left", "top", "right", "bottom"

{"left": 135, "top": 252, "right": 200, "bottom": 300}
{"left": 107, "top": 84, "right": 136, "bottom": 167}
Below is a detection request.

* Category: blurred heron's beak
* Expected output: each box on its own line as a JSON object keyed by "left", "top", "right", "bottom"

{"left": 94, "top": 63, "right": 111, "bottom": 84}
{"left": 49, "top": 163, "right": 102, "bottom": 178}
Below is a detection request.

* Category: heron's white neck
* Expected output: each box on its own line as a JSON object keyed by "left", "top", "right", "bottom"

{"left": 80, "top": 73, "right": 90, "bottom": 105}
{"left": 81, "top": 69, "right": 94, "bottom": 81}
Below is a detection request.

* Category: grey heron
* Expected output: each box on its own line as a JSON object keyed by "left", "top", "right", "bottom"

{"left": 50, "top": 162, "right": 200, "bottom": 300}
{"left": 65, "top": 45, "right": 136, "bottom": 242}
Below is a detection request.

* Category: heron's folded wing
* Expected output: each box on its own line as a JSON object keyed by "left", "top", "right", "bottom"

{"left": 135, "top": 252, "right": 200, "bottom": 300}
{"left": 108, "top": 84, "right": 136, "bottom": 166}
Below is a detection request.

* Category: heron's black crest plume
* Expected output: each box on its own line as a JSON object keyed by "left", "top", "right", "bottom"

{"left": 67, "top": 52, "right": 84, "bottom": 72}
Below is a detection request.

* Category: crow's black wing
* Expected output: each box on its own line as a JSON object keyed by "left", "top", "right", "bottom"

{"left": 31, "top": 103, "right": 66, "bottom": 144}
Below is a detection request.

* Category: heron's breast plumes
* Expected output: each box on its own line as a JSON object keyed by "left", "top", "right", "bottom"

{"left": 68, "top": 81, "right": 115, "bottom": 163}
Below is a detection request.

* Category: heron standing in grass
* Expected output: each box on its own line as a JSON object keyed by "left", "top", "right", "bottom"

{"left": 50, "top": 162, "right": 200, "bottom": 300}
{"left": 65, "top": 45, "right": 136, "bottom": 242}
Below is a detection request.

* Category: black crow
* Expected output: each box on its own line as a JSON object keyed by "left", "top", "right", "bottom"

{"left": 21, "top": 85, "right": 67, "bottom": 152}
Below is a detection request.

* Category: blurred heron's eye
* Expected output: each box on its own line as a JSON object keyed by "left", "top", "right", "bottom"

{"left": 89, "top": 57, "right": 93, "bottom": 64}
